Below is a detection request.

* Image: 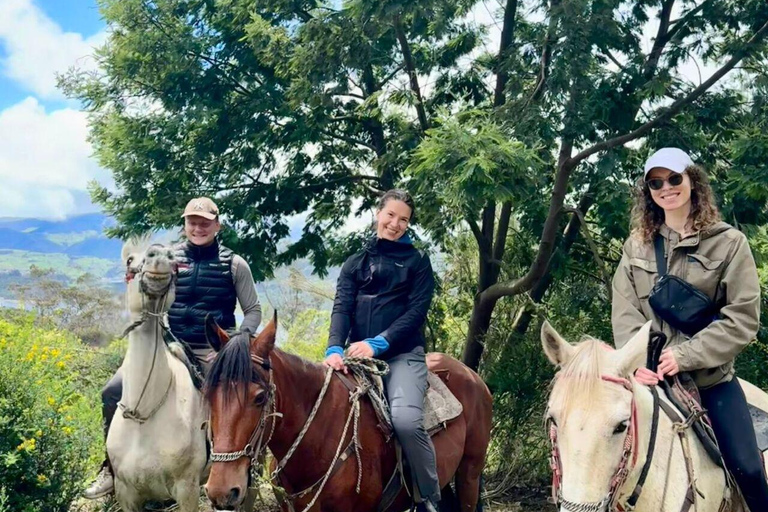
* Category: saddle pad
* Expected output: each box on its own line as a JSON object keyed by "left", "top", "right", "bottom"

{"left": 748, "top": 404, "right": 768, "bottom": 452}
{"left": 424, "top": 372, "right": 463, "bottom": 435}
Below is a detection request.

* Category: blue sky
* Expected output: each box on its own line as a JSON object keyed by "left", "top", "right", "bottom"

{"left": 0, "top": 0, "right": 108, "bottom": 219}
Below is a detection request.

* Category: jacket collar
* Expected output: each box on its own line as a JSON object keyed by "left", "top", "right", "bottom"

{"left": 185, "top": 238, "right": 220, "bottom": 260}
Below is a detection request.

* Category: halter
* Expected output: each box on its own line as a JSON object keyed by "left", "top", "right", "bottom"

{"left": 547, "top": 374, "right": 644, "bottom": 512}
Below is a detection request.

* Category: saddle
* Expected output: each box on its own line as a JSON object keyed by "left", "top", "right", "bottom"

{"left": 646, "top": 332, "right": 768, "bottom": 472}
{"left": 660, "top": 373, "right": 768, "bottom": 462}
{"left": 335, "top": 367, "right": 463, "bottom": 512}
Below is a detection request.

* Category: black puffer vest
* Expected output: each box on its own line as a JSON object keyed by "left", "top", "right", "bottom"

{"left": 168, "top": 239, "right": 236, "bottom": 350}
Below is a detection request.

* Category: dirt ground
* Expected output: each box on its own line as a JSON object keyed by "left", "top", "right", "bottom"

{"left": 72, "top": 486, "right": 556, "bottom": 512}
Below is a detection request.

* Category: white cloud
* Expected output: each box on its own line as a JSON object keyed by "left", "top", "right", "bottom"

{"left": 0, "top": 97, "right": 110, "bottom": 218}
{"left": 0, "top": 0, "right": 106, "bottom": 100}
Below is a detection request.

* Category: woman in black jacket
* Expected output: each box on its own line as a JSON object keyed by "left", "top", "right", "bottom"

{"left": 324, "top": 189, "right": 439, "bottom": 512}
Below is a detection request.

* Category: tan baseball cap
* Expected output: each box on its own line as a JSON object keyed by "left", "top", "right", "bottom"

{"left": 181, "top": 197, "right": 219, "bottom": 220}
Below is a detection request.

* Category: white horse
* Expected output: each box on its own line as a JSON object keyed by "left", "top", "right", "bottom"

{"left": 107, "top": 241, "right": 208, "bottom": 512}
{"left": 541, "top": 320, "right": 768, "bottom": 512}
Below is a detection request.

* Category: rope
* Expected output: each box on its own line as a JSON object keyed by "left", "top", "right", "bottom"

{"left": 273, "top": 366, "right": 335, "bottom": 476}
{"left": 274, "top": 356, "right": 390, "bottom": 512}
{"left": 118, "top": 290, "right": 171, "bottom": 423}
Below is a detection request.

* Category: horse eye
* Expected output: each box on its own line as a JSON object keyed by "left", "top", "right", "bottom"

{"left": 127, "top": 256, "right": 134, "bottom": 266}
{"left": 546, "top": 415, "right": 557, "bottom": 428}
{"left": 614, "top": 421, "right": 629, "bottom": 434}
{"left": 254, "top": 391, "right": 267, "bottom": 406}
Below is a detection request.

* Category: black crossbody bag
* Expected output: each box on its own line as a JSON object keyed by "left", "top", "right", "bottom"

{"left": 648, "top": 234, "right": 719, "bottom": 336}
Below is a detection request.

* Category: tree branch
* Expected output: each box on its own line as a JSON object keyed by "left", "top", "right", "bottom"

{"left": 466, "top": 214, "right": 493, "bottom": 261}
{"left": 493, "top": 0, "right": 520, "bottom": 107}
{"left": 393, "top": 14, "right": 429, "bottom": 131}
{"left": 666, "top": 0, "right": 715, "bottom": 43}
{"left": 564, "top": 207, "right": 612, "bottom": 301}
{"left": 320, "top": 130, "right": 377, "bottom": 151}
{"left": 569, "top": 17, "right": 768, "bottom": 167}
{"left": 641, "top": 0, "right": 676, "bottom": 80}
{"left": 529, "top": 0, "right": 560, "bottom": 104}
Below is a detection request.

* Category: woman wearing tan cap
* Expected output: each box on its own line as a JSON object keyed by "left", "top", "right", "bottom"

{"left": 85, "top": 197, "right": 262, "bottom": 499}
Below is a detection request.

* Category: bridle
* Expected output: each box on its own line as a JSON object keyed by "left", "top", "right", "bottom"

{"left": 547, "top": 372, "right": 665, "bottom": 512}
{"left": 118, "top": 251, "right": 179, "bottom": 424}
{"left": 208, "top": 353, "right": 279, "bottom": 476}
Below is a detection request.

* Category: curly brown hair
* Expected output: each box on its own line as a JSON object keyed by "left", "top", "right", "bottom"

{"left": 630, "top": 164, "right": 721, "bottom": 244}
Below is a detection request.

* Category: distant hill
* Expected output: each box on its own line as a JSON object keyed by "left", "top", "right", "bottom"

{"left": 0, "top": 213, "right": 122, "bottom": 292}
{"left": 0, "top": 213, "right": 122, "bottom": 259}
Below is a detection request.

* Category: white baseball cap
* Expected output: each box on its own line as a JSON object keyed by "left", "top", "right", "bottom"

{"left": 643, "top": 148, "right": 694, "bottom": 178}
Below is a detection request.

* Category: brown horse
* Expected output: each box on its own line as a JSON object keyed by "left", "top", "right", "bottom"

{"left": 203, "top": 315, "right": 492, "bottom": 512}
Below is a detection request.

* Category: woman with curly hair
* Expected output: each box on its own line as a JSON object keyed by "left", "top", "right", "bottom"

{"left": 612, "top": 147, "right": 768, "bottom": 509}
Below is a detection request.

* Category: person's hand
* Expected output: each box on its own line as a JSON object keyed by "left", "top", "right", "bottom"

{"left": 634, "top": 367, "right": 660, "bottom": 386}
{"left": 347, "top": 341, "right": 374, "bottom": 359}
{"left": 658, "top": 348, "right": 680, "bottom": 378}
{"left": 323, "top": 353, "right": 347, "bottom": 373}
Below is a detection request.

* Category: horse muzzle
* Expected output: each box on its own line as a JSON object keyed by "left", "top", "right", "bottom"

{"left": 205, "top": 463, "right": 249, "bottom": 510}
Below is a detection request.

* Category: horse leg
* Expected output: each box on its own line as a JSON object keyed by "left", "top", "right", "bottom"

{"left": 113, "top": 483, "right": 144, "bottom": 512}
{"left": 454, "top": 455, "right": 484, "bottom": 512}
{"left": 173, "top": 480, "right": 201, "bottom": 512}
{"left": 439, "top": 483, "right": 460, "bottom": 512}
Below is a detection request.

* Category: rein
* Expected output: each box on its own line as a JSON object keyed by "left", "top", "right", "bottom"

{"left": 118, "top": 280, "right": 174, "bottom": 424}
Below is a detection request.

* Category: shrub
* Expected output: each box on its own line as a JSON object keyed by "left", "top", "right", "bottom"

{"left": 0, "top": 312, "right": 117, "bottom": 512}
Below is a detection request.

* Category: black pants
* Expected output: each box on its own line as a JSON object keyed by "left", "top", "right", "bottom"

{"left": 700, "top": 378, "right": 768, "bottom": 511}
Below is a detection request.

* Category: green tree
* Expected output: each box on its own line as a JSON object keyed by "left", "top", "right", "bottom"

{"left": 10, "top": 267, "right": 122, "bottom": 346}
{"left": 63, "top": 0, "right": 768, "bottom": 371}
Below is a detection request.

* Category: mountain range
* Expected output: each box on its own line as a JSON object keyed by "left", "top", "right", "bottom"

{"left": 0, "top": 213, "right": 121, "bottom": 259}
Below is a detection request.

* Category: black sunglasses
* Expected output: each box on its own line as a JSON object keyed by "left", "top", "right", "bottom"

{"left": 646, "top": 173, "right": 684, "bottom": 191}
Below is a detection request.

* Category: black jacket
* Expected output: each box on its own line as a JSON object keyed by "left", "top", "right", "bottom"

{"left": 167, "top": 240, "right": 237, "bottom": 350}
{"left": 327, "top": 237, "right": 435, "bottom": 360}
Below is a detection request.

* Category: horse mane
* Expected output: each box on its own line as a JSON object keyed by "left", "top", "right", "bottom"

{"left": 204, "top": 330, "right": 265, "bottom": 403}
{"left": 550, "top": 337, "right": 612, "bottom": 420}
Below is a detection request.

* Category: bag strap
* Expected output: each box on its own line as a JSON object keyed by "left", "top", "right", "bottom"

{"left": 654, "top": 234, "right": 667, "bottom": 276}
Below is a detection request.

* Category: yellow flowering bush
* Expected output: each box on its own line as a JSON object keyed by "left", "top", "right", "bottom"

{"left": 0, "top": 311, "right": 121, "bottom": 512}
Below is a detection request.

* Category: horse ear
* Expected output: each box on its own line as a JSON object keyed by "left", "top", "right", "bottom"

{"left": 252, "top": 310, "right": 277, "bottom": 356}
{"left": 541, "top": 320, "right": 576, "bottom": 367}
{"left": 205, "top": 314, "right": 230, "bottom": 352}
{"left": 613, "top": 321, "right": 653, "bottom": 377}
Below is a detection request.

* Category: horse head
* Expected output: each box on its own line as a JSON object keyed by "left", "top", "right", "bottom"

{"left": 122, "top": 239, "right": 178, "bottom": 316}
{"left": 541, "top": 320, "right": 652, "bottom": 510}
{"left": 203, "top": 312, "right": 278, "bottom": 509}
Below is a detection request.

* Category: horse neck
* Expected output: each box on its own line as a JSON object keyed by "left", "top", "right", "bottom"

{"left": 623, "top": 384, "right": 725, "bottom": 511}
{"left": 121, "top": 317, "right": 173, "bottom": 410}
{"left": 267, "top": 350, "right": 333, "bottom": 462}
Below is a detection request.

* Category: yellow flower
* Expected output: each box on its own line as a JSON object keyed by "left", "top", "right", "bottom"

{"left": 36, "top": 474, "right": 48, "bottom": 484}
{"left": 50, "top": 349, "right": 61, "bottom": 357}
{"left": 47, "top": 397, "right": 56, "bottom": 406}
{"left": 56, "top": 361, "right": 66, "bottom": 369}
{"left": 35, "top": 429, "right": 43, "bottom": 438}
{"left": 39, "top": 354, "right": 48, "bottom": 361}
{"left": 16, "top": 438, "right": 36, "bottom": 452}
{"left": 62, "top": 426, "right": 74, "bottom": 435}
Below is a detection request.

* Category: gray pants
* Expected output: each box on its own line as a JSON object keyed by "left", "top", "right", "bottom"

{"left": 101, "top": 347, "right": 212, "bottom": 438}
{"left": 383, "top": 346, "right": 440, "bottom": 503}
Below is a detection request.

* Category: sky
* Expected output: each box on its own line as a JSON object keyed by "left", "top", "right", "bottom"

{"left": 0, "top": 0, "right": 108, "bottom": 219}
{"left": 0, "top": 0, "right": 715, "bottom": 221}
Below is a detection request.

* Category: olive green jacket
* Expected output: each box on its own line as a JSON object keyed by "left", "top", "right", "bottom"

{"left": 612, "top": 222, "right": 760, "bottom": 388}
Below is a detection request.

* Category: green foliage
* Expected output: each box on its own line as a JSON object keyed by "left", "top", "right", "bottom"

{"left": 280, "top": 308, "right": 330, "bottom": 362}
{"left": 0, "top": 313, "right": 119, "bottom": 512}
